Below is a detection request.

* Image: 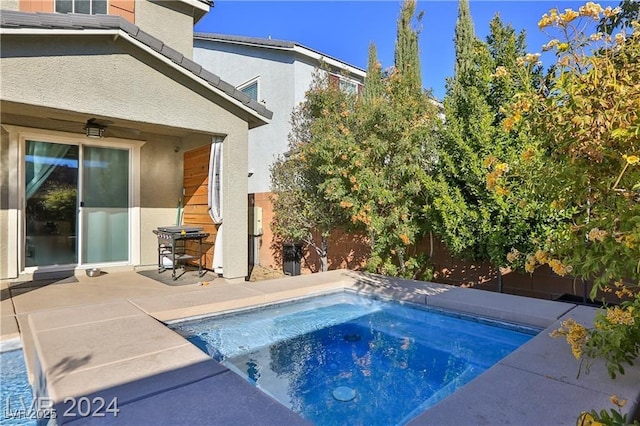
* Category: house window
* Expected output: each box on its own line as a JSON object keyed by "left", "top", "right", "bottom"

{"left": 239, "top": 80, "right": 259, "bottom": 102}
{"left": 339, "top": 79, "right": 358, "bottom": 96}
{"left": 330, "top": 73, "right": 361, "bottom": 96}
{"left": 55, "top": 0, "right": 108, "bottom": 15}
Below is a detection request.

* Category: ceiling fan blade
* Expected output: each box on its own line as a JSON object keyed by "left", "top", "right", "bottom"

{"left": 104, "top": 127, "right": 141, "bottom": 139}
{"left": 87, "top": 117, "right": 114, "bottom": 127}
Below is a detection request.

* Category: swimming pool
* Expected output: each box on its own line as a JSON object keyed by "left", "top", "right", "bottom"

{"left": 171, "top": 292, "right": 539, "bottom": 425}
{"left": 1, "top": 345, "right": 35, "bottom": 426}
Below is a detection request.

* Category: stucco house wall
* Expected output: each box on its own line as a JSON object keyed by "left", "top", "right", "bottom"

{"left": 193, "top": 35, "right": 365, "bottom": 273}
{"left": 1, "top": 38, "right": 249, "bottom": 135}
{"left": 293, "top": 59, "right": 317, "bottom": 107}
{"left": 1, "top": 0, "right": 20, "bottom": 11}
{"left": 194, "top": 38, "right": 365, "bottom": 196}
{"left": 0, "top": 11, "right": 269, "bottom": 282}
{"left": 193, "top": 39, "right": 297, "bottom": 195}
{"left": 135, "top": 0, "right": 204, "bottom": 59}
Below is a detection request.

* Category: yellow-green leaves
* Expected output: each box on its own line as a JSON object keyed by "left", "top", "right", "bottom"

{"left": 502, "top": 5, "right": 640, "bottom": 406}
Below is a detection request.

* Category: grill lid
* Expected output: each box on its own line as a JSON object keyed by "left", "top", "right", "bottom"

{"left": 156, "top": 226, "right": 204, "bottom": 233}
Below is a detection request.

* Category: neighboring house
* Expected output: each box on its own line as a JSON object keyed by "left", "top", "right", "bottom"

{"left": 193, "top": 33, "right": 366, "bottom": 270}
{"left": 0, "top": 1, "right": 272, "bottom": 282}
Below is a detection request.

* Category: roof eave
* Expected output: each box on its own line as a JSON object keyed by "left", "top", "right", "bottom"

{"left": 291, "top": 45, "right": 366, "bottom": 78}
{"left": 193, "top": 33, "right": 294, "bottom": 51}
{"left": 193, "top": 33, "right": 366, "bottom": 79}
{"left": 179, "top": 0, "right": 211, "bottom": 15}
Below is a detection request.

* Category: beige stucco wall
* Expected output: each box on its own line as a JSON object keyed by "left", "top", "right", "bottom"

{"left": 136, "top": 130, "right": 249, "bottom": 279}
{"left": 138, "top": 134, "right": 185, "bottom": 267}
{"left": 135, "top": 0, "right": 195, "bottom": 60}
{"left": 219, "top": 130, "right": 249, "bottom": 280}
{"left": 0, "top": 34, "right": 253, "bottom": 280}
{"left": 0, "top": 0, "right": 20, "bottom": 10}
{"left": 0, "top": 127, "right": 19, "bottom": 280}
{"left": 0, "top": 128, "right": 7, "bottom": 279}
{"left": 0, "top": 36, "right": 250, "bottom": 134}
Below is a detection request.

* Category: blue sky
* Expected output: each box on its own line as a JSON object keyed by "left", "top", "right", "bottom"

{"left": 194, "top": 1, "right": 620, "bottom": 100}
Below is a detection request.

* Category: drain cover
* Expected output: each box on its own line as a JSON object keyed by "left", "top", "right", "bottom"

{"left": 333, "top": 386, "right": 356, "bottom": 402}
{"left": 343, "top": 333, "right": 361, "bottom": 342}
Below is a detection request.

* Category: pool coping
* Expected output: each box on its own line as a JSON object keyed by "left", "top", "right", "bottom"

{"left": 12, "top": 269, "right": 640, "bottom": 424}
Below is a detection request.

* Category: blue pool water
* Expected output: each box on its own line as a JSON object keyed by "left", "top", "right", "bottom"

{"left": 172, "top": 292, "right": 538, "bottom": 425}
{"left": 1, "top": 348, "right": 35, "bottom": 426}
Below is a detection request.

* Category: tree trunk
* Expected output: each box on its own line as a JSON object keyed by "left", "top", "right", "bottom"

{"left": 320, "top": 236, "right": 328, "bottom": 272}
{"left": 429, "top": 231, "right": 434, "bottom": 258}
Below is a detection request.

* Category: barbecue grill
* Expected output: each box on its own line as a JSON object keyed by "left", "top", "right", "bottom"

{"left": 153, "top": 226, "right": 210, "bottom": 280}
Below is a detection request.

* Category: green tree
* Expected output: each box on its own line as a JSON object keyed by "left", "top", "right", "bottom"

{"left": 426, "top": 1, "right": 549, "bottom": 284}
{"left": 270, "top": 71, "right": 350, "bottom": 272}
{"left": 363, "top": 43, "right": 384, "bottom": 102}
{"left": 429, "top": 2, "right": 489, "bottom": 258}
{"left": 486, "top": 14, "right": 530, "bottom": 120}
{"left": 452, "top": 0, "right": 476, "bottom": 79}
{"left": 427, "top": 0, "right": 494, "bottom": 261}
{"left": 328, "top": 71, "right": 438, "bottom": 278}
{"left": 300, "top": 0, "right": 438, "bottom": 278}
{"left": 482, "top": 15, "right": 555, "bottom": 268}
{"left": 272, "top": 0, "right": 440, "bottom": 278}
{"left": 345, "top": 0, "right": 437, "bottom": 277}
{"left": 598, "top": 0, "right": 639, "bottom": 33}
{"left": 394, "top": 0, "right": 423, "bottom": 95}
{"left": 502, "top": 3, "right": 640, "bottom": 293}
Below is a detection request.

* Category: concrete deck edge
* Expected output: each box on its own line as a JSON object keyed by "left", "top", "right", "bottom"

{"left": 11, "top": 269, "right": 640, "bottom": 424}
{"left": 0, "top": 336, "right": 22, "bottom": 352}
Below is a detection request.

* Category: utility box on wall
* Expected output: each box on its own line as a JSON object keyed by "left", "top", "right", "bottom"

{"left": 249, "top": 206, "right": 263, "bottom": 236}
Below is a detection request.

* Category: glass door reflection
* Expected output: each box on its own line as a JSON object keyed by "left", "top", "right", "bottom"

{"left": 25, "top": 141, "right": 79, "bottom": 267}
{"left": 81, "top": 146, "right": 129, "bottom": 263}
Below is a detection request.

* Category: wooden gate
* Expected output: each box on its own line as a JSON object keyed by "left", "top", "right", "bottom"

{"left": 182, "top": 144, "right": 217, "bottom": 269}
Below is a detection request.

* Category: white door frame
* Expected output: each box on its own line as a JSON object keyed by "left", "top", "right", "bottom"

{"left": 2, "top": 125, "right": 144, "bottom": 274}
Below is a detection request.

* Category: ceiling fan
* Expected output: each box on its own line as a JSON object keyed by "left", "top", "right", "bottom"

{"left": 84, "top": 117, "right": 142, "bottom": 139}
{"left": 45, "top": 116, "right": 141, "bottom": 139}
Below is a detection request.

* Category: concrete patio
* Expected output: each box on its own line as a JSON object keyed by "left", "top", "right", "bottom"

{"left": 1, "top": 269, "right": 639, "bottom": 425}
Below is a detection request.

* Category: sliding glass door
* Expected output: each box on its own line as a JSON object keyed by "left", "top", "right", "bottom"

{"left": 24, "top": 140, "right": 130, "bottom": 268}
{"left": 25, "top": 141, "right": 79, "bottom": 267}
{"left": 81, "top": 146, "right": 129, "bottom": 263}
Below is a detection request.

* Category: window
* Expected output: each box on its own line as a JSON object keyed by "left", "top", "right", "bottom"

{"left": 55, "top": 0, "right": 107, "bottom": 15}
{"left": 238, "top": 80, "right": 259, "bottom": 102}
{"left": 330, "top": 73, "right": 361, "bottom": 96}
{"left": 339, "top": 79, "right": 358, "bottom": 96}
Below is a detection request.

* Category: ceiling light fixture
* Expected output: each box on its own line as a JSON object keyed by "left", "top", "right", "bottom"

{"left": 84, "top": 119, "right": 105, "bottom": 138}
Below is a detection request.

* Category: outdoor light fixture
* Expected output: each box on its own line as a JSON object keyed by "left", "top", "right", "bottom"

{"left": 84, "top": 119, "right": 105, "bottom": 138}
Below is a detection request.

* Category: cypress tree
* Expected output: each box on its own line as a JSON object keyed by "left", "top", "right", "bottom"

{"left": 428, "top": 0, "right": 548, "bottom": 279}
{"left": 394, "top": 0, "right": 422, "bottom": 93}
{"left": 486, "top": 14, "right": 531, "bottom": 122}
{"left": 429, "top": 0, "right": 501, "bottom": 263}
{"left": 363, "top": 42, "right": 384, "bottom": 102}
{"left": 453, "top": 0, "right": 475, "bottom": 80}
{"left": 442, "top": 0, "right": 492, "bottom": 191}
